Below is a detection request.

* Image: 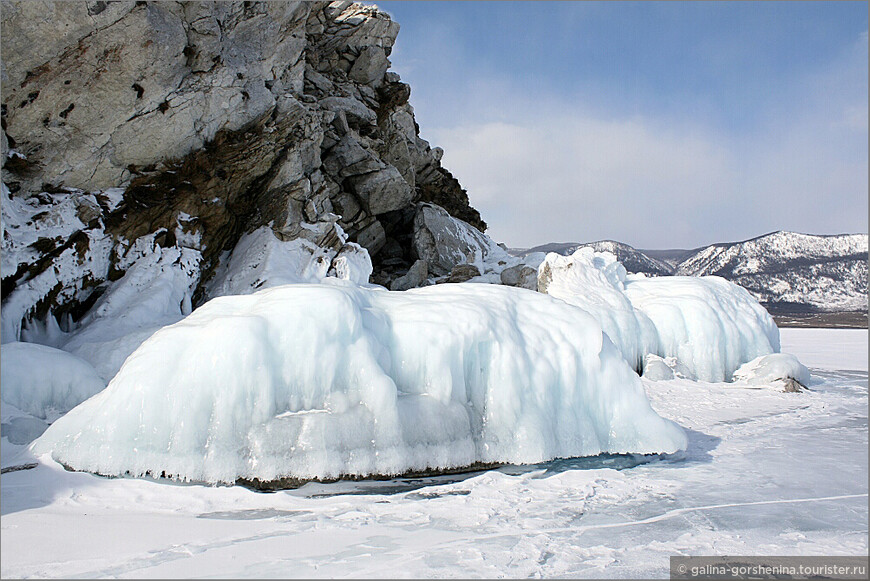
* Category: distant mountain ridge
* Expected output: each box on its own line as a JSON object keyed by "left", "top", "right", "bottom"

{"left": 513, "top": 231, "right": 868, "bottom": 314}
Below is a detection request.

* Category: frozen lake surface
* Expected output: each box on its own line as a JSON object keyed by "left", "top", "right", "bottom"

{"left": 1, "top": 327, "right": 866, "bottom": 578}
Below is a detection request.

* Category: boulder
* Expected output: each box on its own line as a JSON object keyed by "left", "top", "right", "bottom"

{"left": 390, "top": 259, "right": 428, "bottom": 291}
{"left": 500, "top": 264, "right": 538, "bottom": 290}
{"left": 349, "top": 165, "right": 413, "bottom": 215}
{"left": 348, "top": 46, "right": 389, "bottom": 86}
{"left": 443, "top": 264, "right": 481, "bottom": 284}
{"left": 318, "top": 95, "right": 377, "bottom": 128}
{"left": 413, "top": 203, "right": 503, "bottom": 276}
{"left": 323, "top": 135, "right": 385, "bottom": 178}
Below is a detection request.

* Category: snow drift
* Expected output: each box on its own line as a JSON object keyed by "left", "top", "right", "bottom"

{"left": 33, "top": 282, "right": 686, "bottom": 484}
{"left": 540, "top": 248, "right": 780, "bottom": 382}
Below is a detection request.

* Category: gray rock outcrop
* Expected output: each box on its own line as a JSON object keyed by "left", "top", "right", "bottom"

{"left": 389, "top": 258, "right": 427, "bottom": 291}
{"left": 443, "top": 264, "right": 481, "bottom": 284}
{"left": 499, "top": 264, "right": 538, "bottom": 290}
{"left": 413, "top": 202, "right": 507, "bottom": 277}
{"left": 1, "top": 0, "right": 489, "bottom": 340}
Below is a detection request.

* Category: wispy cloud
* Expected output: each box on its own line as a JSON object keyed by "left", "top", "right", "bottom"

{"left": 424, "top": 31, "right": 868, "bottom": 249}
{"left": 378, "top": 2, "right": 868, "bottom": 249}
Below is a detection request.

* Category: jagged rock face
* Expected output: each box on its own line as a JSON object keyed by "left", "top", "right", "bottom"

{"left": 1, "top": 0, "right": 487, "bottom": 341}
{"left": 413, "top": 203, "right": 506, "bottom": 277}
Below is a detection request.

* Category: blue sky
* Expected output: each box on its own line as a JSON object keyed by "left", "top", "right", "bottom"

{"left": 369, "top": 1, "right": 868, "bottom": 249}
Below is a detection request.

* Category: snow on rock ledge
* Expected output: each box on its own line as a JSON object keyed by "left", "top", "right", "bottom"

{"left": 413, "top": 203, "right": 516, "bottom": 277}
{"left": 205, "top": 226, "right": 374, "bottom": 298}
{"left": 33, "top": 283, "right": 686, "bottom": 484}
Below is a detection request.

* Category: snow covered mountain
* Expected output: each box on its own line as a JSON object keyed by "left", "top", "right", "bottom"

{"left": 516, "top": 232, "right": 868, "bottom": 314}
{"left": 673, "top": 232, "right": 868, "bottom": 313}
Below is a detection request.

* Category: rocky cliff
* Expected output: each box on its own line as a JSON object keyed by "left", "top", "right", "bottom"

{"left": 1, "top": 0, "right": 502, "bottom": 346}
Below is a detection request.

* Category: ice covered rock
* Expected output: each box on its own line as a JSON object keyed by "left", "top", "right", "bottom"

{"left": 732, "top": 353, "right": 811, "bottom": 392}
{"left": 0, "top": 183, "right": 114, "bottom": 343}
{"left": 624, "top": 275, "right": 779, "bottom": 382}
{"left": 206, "top": 226, "right": 338, "bottom": 297}
{"left": 537, "top": 248, "right": 781, "bottom": 382}
{"left": 327, "top": 242, "right": 374, "bottom": 285}
{"left": 538, "top": 249, "right": 660, "bottom": 372}
{"left": 60, "top": 240, "right": 202, "bottom": 382}
{"left": 0, "top": 342, "right": 105, "bottom": 421}
{"left": 641, "top": 356, "right": 675, "bottom": 382}
{"left": 33, "top": 283, "right": 686, "bottom": 484}
{"left": 55, "top": 226, "right": 373, "bottom": 383}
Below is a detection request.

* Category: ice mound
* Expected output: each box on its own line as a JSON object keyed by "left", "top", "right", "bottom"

{"left": 33, "top": 282, "right": 686, "bottom": 484}
{"left": 1, "top": 342, "right": 106, "bottom": 420}
{"left": 538, "top": 248, "right": 780, "bottom": 382}
{"left": 539, "top": 249, "right": 660, "bottom": 371}
{"left": 733, "top": 353, "right": 811, "bottom": 391}
{"left": 624, "top": 275, "right": 780, "bottom": 382}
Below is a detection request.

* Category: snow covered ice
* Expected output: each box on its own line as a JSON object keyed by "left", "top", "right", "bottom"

{"left": 4, "top": 234, "right": 862, "bottom": 579}
{"left": 1, "top": 342, "right": 105, "bottom": 446}
{"left": 2, "top": 328, "right": 865, "bottom": 578}
{"left": 538, "top": 248, "right": 660, "bottom": 371}
{"left": 22, "top": 247, "right": 797, "bottom": 486}
{"left": 33, "top": 282, "right": 687, "bottom": 484}
{"left": 624, "top": 275, "right": 780, "bottom": 382}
